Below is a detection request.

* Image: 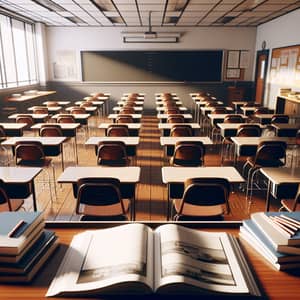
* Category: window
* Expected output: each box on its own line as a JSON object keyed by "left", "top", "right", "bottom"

{"left": 0, "top": 14, "right": 38, "bottom": 89}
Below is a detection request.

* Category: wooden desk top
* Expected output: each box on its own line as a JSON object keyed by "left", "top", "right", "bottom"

{"left": 2, "top": 136, "right": 67, "bottom": 146}
{"left": 117, "top": 101, "right": 144, "bottom": 106}
{"left": 43, "top": 101, "right": 70, "bottom": 106}
{"left": 155, "top": 101, "right": 182, "bottom": 106}
{"left": 271, "top": 123, "right": 300, "bottom": 130}
{"left": 0, "top": 167, "right": 42, "bottom": 183}
{"left": 51, "top": 114, "right": 90, "bottom": 120}
{"left": 27, "top": 106, "right": 62, "bottom": 112}
{"left": 113, "top": 106, "right": 143, "bottom": 112}
{"left": 8, "top": 113, "right": 49, "bottom": 120}
{"left": 98, "top": 123, "right": 141, "bottom": 129}
{"left": 75, "top": 101, "right": 104, "bottom": 106}
{"left": 31, "top": 123, "right": 81, "bottom": 130}
{"left": 108, "top": 114, "right": 142, "bottom": 119}
{"left": 158, "top": 123, "right": 201, "bottom": 129}
{"left": 160, "top": 136, "right": 212, "bottom": 146}
{"left": 157, "top": 114, "right": 193, "bottom": 119}
{"left": 85, "top": 136, "right": 140, "bottom": 146}
{"left": 0, "top": 123, "right": 27, "bottom": 130}
{"left": 162, "top": 166, "right": 244, "bottom": 183}
{"left": 156, "top": 106, "right": 188, "bottom": 112}
{"left": 260, "top": 167, "right": 300, "bottom": 184}
{"left": 65, "top": 106, "right": 97, "bottom": 112}
{"left": 231, "top": 136, "right": 296, "bottom": 146}
{"left": 7, "top": 91, "right": 56, "bottom": 102}
{"left": 58, "top": 166, "right": 140, "bottom": 183}
{"left": 1, "top": 223, "right": 299, "bottom": 299}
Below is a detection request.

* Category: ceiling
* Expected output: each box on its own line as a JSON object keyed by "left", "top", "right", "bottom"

{"left": 0, "top": 0, "right": 299, "bottom": 27}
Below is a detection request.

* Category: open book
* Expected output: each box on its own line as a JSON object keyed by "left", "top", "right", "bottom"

{"left": 46, "top": 224, "right": 261, "bottom": 297}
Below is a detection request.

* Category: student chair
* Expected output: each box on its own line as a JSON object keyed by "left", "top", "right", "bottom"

{"left": 170, "top": 141, "right": 205, "bottom": 167}
{"left": 167, "top": 115, "right": 185, "bottom": 123}
{"left": 0, "top": 181, "right": 24, "bottom": 211}
{"left": 172, "top": 177, "right": 231, "bottom": 221}
{"left": 170, "top": 124, "right": 193, "bottom": 137}
{"left": 57, "top": 115, "right": 76, "bottom": 123}
{"left": 116, "top": 115, "right": 134, "bottom": 123}
{"left": 75, "top": 177, "right": 130, "bottom": 221}
{"left": 106, "top": 124, "right": 129, "bottom": 137}
{"left": 280, "top": 184, "right": 300, "bottom": 212}
{"left": 270, "top": 114, "right": 289, "bottom": 124}
{"left": 242, "top": 140, "right": 287, "bottom": 207}
{"left": 16, "top": 115, "right": 34, "bottom": 130}
{"left": 96, "top": 141, "right": 130, "bottom": 166}
{"left": 32, "top": 106, "right": 48, "bottom": 114}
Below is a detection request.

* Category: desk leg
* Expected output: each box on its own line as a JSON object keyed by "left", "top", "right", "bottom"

{"left": 31, "top": 180, "right": 37, "bottom": 211}
{"left": 167, "top": 183, "right": 170, "bottom": 221}
{"left": 61, "top": 144, "right": 64, "bottom": 170}
{"left": 265, "top": 179, "right": 272, "bottom": 212}
{"left": 74, "top": 135, "right": 78, "bottom": 165}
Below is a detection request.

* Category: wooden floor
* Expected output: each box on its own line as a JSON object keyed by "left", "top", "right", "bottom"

{"left": 18, "top": 113, "right": 283, "bottom": 221}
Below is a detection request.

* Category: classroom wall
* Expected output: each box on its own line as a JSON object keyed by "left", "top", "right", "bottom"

{"left": 44, "top": 26, "right": 256, "bottom": 110}
{"left": 255, "top": 9, "right": 300, "bottom": 109}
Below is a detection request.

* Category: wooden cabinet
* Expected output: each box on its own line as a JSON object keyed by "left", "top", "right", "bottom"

{"left": 276, "top": 96, "right": 300, "bottom": 115}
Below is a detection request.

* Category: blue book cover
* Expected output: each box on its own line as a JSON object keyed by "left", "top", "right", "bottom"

{"left": 242, "top": 220, "right": 300, "bottom": 261}
{"left": 0, "top": 211, "right": 44, "bottom": 254}
{"left": 251, "top": 212, "right": 300, "bottom": 246}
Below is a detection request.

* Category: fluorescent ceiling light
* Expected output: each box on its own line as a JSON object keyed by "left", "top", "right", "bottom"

{"left": 33, "top": 0, "right": 66, "bottom": 12}
{"left": 123, "top": 36, "right": 179, "bottom": 43}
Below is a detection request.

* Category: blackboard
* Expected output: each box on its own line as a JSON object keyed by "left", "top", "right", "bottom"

{"left": 81, "top": 50, "right": 223, "bottom": 82}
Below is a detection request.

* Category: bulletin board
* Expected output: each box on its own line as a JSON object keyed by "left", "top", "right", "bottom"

{"left": 270, "top": 44, "right": 300, "bottom": 86}
{"left": 224, "top": 50, "right": 249, "bottom": 80}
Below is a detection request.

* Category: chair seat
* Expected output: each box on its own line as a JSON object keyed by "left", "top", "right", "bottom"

{"left": 80, "top": 198, "right": 130, "bottom": 217}
{"left": 246, "top": 157, "right": 285, "bottom": 168}
{"left": 173, "top": 199, "right": 224, "bottom": 217}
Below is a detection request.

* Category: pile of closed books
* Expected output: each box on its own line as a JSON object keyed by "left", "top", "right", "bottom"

{"left": 0, "top": 211, "right": 59, "bottom": 282}
{"left": 239, "top": 211, "right": 300, "bottom": 270}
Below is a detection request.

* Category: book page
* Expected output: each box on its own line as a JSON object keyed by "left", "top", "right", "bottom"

{"left": 154, "top": 224, "right": 250, "bottom": 295}
{"left": 46, "top": 224, "right": 153, "bottom": 297}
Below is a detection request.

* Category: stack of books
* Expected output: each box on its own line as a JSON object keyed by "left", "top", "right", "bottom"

{"left": 240, "top": 212, "right": 300, "bottom": 270}
{"left": 0, "top": 211, "right": 59, "bottom": 282}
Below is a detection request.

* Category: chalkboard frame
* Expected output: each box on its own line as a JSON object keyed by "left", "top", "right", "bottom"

{"left": 81, "top": 50, "right": 224, "bottom": 83}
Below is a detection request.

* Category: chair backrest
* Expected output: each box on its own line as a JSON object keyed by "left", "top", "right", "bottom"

{"left": 224, "top": 114, "right": 244, "bottom": 123}
{"left": 46, "top": 101, "right": 58, "bottom": 107}
{"left": 107, "top": 124, "right": 129, "bottom": 137}
{"left": 254, "top": 107, "right": 269, "bottom": 114}
{"left": 33, "top": 106, "right": 48, "bottom": 114}
{"left": 178, "top": 177, "right": 231, "bottom": 214}
{"left": 254, "top": 140, "right": 287, "bottom": 166}
{"left": 57, "top": 115, "right": 75, "bottom": 123}
{"left": 167, "top": 115, "right": 185, "bottom": 123}
{"left": 211, "top": 107, "right": 228, "bottom": 114}
{"left": 120, "top": 107, "right": 135, "bottom": 114}
{"left": 116, "top": 114, "right": 134, "bottom": 123}
{"left": 15, "top": 141, "right": 45, "bottom": 163}
{"left": 76, "top": 177, "right": 126, "bottom": 216}
{"left": 40, "top": 124, "right": 63, "bottom": 137}
{"left": 97, "top": 141, "right": 129, "bottom": 166}
{"left": 70, "top": 107, "right": 86, "bottom": 114}
{"left": 171, "top": 141, "right": 205, "bottom": 167}
{"left": 236, "top": 124, "right": 262, "bottom": 137}
{"left": 297, "top": 129, "right": 300, "bottom": 145}
{"left": 16, "top": 115, "right": 34, "bottom": 129}
{"left": 166, "top": 108, "right": 180, "bottom": 114}
{"left": 80, "top": 101, "right": 93, "bottom": 107}
{"left": 271, "top": 114, "right": 289, "bottom": 124}
{"left": 243, "top": 102, "right": 261, "bottom": 107}
{"left": 170, "top": 125, "right": 193, "bottom": 137}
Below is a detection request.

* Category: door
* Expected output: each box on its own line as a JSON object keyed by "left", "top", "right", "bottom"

{"left": 255, "top": 50, "right": 269, "bottom": 104}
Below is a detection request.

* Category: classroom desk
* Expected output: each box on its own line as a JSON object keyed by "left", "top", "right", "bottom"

{"left": 155, "top": 100, "right": 182, "bottom": 106}
{"left": 232, "top": 101, "right": 248, "bottom": 112}
{"left": 260, "top": 167, "right": 300, "bottom": 211}
{"left": 43, "top": 101, "right": 70, "bottom": 106}
{"left": 108, "top": 114, "right": 142, "bottom": 123}
{"left": 85, "top": 136, "right": 140, "bottom": 157}
{"left": 156, "top": 106, "right": 188, "bottom": 113}
{"left": 27, "top": 106, "right": 62, "bottom": 113}
{"left": 158, "top": 123, "right": 201, "bottom": 136}
{"left": 157, "top": 114, "right": 193, "bottom": 123}
{"left": 207, "top": 113, "right": 248, "bottom": 126}
{"left": 51, "top": 113, "right": 91, "bottom": 126}
{"left": 194, "top": 100, "right": 224, "bottom": 122}
{"left": 0, "top": 167, "right": 42, "bottom": 211}
{"left": 113, "top": 106, "right": 143, "bottom": 112}
{"left": 201, "top": 107, "right": 234, "bottom": 117}
{"left": 1, "top": 221, "right": 299, "bottom": 299}
{"left": 251, "top": 114, "right": 275, "bottom": 125}
{"left": 7, "top": 91, "right": 56, "bottom": 111}
{"left": 8, "top": 113, "right": 49, "bottom": 123}
{"left": 98, "top": 123, "right": 141, "bottom": 136}
{"left": 117, "top": 100, "right": 144, "bottom": 106}
{"left": 160, "top": 136, "right": 213, "bottom": 156}
{"left": 57, "top": 166, "right": 141, "bottom": 220}
{"left": 231, "top": 136, "right": 296, "bottom": 163}
{"left": 75, "top": 101, "right": 104, "bottom": 116}
{"left": 162, "top": 166, "right": 245, "bottom": 220}
{"left": 240, "top": 107, "right": 257, "bottom": 116}
{"left": 31, "top": 123, "right": 81, "bottom": 164}
{"left": 0, "top": 123, "right": 27, "bottom": 136}
{"left": 271, "top": 123, "right": 300, "bottom": 137}
{"left": 65, "top": 106, "right": 98, "bottom": 115}
{"left": 217, "top": 123, "right": 265, "bottom": 138}
{"left": 2, "top": 136, "right": 67, "bottom": 170}
{"left": 88, "top": 94, "right": 110, "bottom": 115}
